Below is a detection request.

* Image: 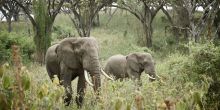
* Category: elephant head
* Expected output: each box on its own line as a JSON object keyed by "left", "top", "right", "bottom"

{"left": 126, "top": 52, "right": 156, "bottom": 81}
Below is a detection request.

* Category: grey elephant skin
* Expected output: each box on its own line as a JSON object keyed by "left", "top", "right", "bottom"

{"left": 104, "top": 52, "right": 156, "bottom": 82}
{"left": 45, "top": 37, "right": 102, "bottom": 107}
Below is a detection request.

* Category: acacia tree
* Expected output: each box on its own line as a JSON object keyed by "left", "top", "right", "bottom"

{"left": 13, "top": 0, "right": 64, "bottom": 63}
{"left": 214, "top": 9, "right": 220, "bottom": 41}
{"left": 161, "top": 1, "right": 189, "bottom": 43}
{"left": 68, "top": 0, "right": 114, "bottom": 37}
{"left": 162, "top": 0, "right": 220, "bottom": 43}
{"left": 113, "top": 0, "right": 164, "bottom": 47}
{"left": 0, "top": 0, "right": 20, "bottom": 32}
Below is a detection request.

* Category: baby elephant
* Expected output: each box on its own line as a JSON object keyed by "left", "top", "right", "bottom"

{"left": 104, "top": 52, "right": 157, "bottom": 82}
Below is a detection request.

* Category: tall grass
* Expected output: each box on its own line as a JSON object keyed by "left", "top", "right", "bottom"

{"left": 0, "top": 9, "right": 217, "bottom": 109}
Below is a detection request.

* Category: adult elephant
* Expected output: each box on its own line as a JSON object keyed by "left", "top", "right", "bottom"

{"left": 45, "top": 37, "right": 113, "bottom": 107}
{"left": 104, "top": 52, "right": 157, "bottom": 82}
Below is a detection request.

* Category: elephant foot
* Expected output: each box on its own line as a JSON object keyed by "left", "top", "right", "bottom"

{"left": 76, "top": 96, "right": 84, "bottom": 108}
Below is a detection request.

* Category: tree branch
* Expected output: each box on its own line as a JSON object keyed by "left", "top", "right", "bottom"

{"left": 161, "top": 6, "right": 173, "bottom": 25}
{"left": 51, "top": 0, "right": 65, "bottom": 22}
{"left": 111, "top": 4, "right": 142, "bottom": 22}
{"left": 12, "top": 0, "right": 36, "bottom": 27}
{"left": 151, "top": 1, "right": 164, "bottom": 20}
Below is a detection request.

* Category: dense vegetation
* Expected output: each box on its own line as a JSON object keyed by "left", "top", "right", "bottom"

{"left": 0, "top": 10, "right": 220, "bottom": 110}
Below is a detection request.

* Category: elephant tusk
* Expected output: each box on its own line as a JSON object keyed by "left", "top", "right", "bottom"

{"left": 156, "top": 74, "right": 161, "bottom": 79}
{"left": 147, "top": 74, "right": 156, "bottom": 80}
{"left": 101, "top": 69, "right": 114, "bottom": 80}
{"left": 84, "top": 70, "right": 94, "bottom": 86}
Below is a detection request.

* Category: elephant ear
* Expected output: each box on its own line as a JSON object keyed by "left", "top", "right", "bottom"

{"left": 55, "top": 44, "right": 59, "bottom": 54}
{"left": 126, "top": 53, "right": 141, "bottom": 72}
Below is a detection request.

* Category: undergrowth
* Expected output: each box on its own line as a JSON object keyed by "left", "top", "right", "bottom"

{"left": 0, "top": 10, "right": 219, "bottom": 109}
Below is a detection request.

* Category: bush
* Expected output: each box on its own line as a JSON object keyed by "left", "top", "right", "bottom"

{"left": 157, "top": 43, "right": 220, "bottom": 109}
{"left": 189, "top": 43, "right": 220, "bottom": 109}
{"left": 0, "top": 31, "right": 35, "bottom": 63}
{"left": 0, "top": 63, "right": 66, "bottom": 109}
{"left": 52, "top": 25, "right": 74, "bottom": 40}
{"left": 169, "top": 43, "right": 220, "bottom": 109}
{"left": 0, "top": 32, "right": 14, "bottom": 64}
{"left": 191, "top": 43, "right": 220, "bottom": 81}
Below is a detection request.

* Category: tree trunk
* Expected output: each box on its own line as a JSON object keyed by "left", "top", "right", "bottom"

{"left": 78, "top": 17, "right": 92, "bottom": 37}
{"left": 184, "top": 29, "right": 189, "bottom": 42}
{"left": 82, "top": 26, "right": 91, "bottom": 37}
{"left": 194, "top": 34, "right": 200, "bottom": 43}
{"left": 161, "top": 7, "right": 180, "bottom": 43}
{"left": 143, "top": 23, "right": 153, "bottom": 47}
{"left": 96, "top": 14, "right": 100, "bottom": 26}
{"left": 7, "top": 17, "right": 12, "bottom": 32}
{"left": 34, "top": 26, "right": 52, "bottom": 64}
{"left": 92, "top": 14, "right": 100, "bottom": 27}
{"left": 13, "top": 14, "right": 19, "bottom": 21}
{"left": 214, "top": 9, "right": 220, "bottom": 41}
{"left": 173, "top": 27, "right": 180, "bottom": 43}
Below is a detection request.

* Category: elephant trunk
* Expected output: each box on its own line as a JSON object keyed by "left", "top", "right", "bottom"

{"left": 83, "top": 55, "right": 101, "bottom": 95}
{"left": 145, "top": 65, "right": 156, "bottom": 82}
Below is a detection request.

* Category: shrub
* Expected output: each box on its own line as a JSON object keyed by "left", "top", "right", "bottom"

{"left": 191, "top": 43, "right": 220, "bottom": 81}
{"left": 0, "top": 63, "right": 65, "bottom": 109}
{"left": 168, "top": 43, "right": 220, "bottom": 109}
{"left": 0, "top": 32, "right": 14, "bottom": 64}
{"left": 0, "top": 31, "right": 35, "bottom": 63}
{"left": 189, "top": 43, "right": 220, "bottom": 109}
{"left": 158, "top": 43, "right": 220, "bottom": 109}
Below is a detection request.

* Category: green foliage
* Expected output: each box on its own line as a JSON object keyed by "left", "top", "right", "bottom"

{"left": 0, "top": 65, "right": 3, "bottom": 78}
{"left": 0, "top": 64, "right": 66, "bottom": 109}
{"left": 0, "top": 31, "right": 12, "bottom": 63}
{"left": 193, "top": 91, "right": 204, "bottom": 109}
{"left": 190, "top": 43, "right": 220, "bottom": 81}
{"left": 2, "top": 75, "right": 12, "bottom": 89}
{"left": 0, "top": 65, "right": 14, "bottom": 109}
{"left": 1, "top": 8, "right": 220, "bottom": 109}
{"left": 33, "top": 0, "right": 51, "bottom": 56}
{"left": 52, "top": 25, "right": 75, "bottom": 41}
{"left": 165, "top": 43, "right": 220, "bottom": 109}
{"left": 21, "top": 73, "right": 31, "bottom": 90}
{"left": 186, "top": 43, "right": 220, "bottom": 109}
{"left": 0, "top": 31, "right": 35, "bottom": 63}
{"left": 204, "top": 82, "right": 220, "bottom": 109}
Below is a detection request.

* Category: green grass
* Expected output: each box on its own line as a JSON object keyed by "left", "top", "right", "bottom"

{"left": 0, "top": 9, "right": 215, "bottom": 109}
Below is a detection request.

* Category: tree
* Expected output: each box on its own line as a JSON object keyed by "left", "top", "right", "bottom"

{"left": 113, "top": 0, "right": 164, "bottom": 47}
{"left": 162, "top": 0, "right": 220, "bottom": 43}
{"left": 68, "top": 0, "right": 114, "bottom": 37}
{"left": 161, "top": 1, "right": 190, "bottom": 43}
{"left": 0, "top": 0, "right": 20, "bottom": 32}
{"left": 13, "top": 0, "right": 64, "bottom": 63}
{"left": 213, "top": 2, "right": 220, "bottom": 43}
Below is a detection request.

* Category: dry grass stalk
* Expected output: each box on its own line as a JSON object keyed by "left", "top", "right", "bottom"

{"left": 12, "top": 45, "right": 25, "bottom": 110}
{"left": 157, "top": 97, "right": 176, "bottom": 110}
{"left": 135, "top": 94, "right": 144, "bottom": 110}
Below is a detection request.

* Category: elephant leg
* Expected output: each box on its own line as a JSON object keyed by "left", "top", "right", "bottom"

{"left": 76, "top": 72, "right": 86, "bottom": 108}
{"left": 127, "top": 69, "right": 142, "bottom": 87}
{"left": 60, "top": 63, "right": 73, "bottom": 106}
